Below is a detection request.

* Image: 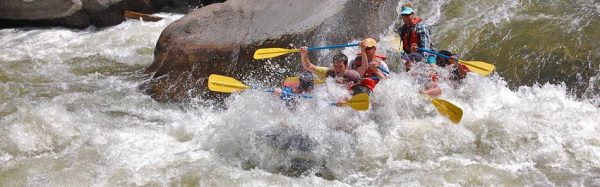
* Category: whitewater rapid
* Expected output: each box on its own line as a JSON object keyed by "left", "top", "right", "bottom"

{"left": 1, "top": 12, "right": 599, "bottom": 186}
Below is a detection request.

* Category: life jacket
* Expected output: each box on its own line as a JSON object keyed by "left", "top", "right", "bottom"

{"left": 351, "top": 54, "right": 386, "bottom": 80}
{"left": 400, "top": 17, "right": 423, "bottom": 53}
{"left": 359, "top": 78, "right": 376, "bottom": 91}
{"left": 279, "top": 82, "right": 300, "bottom": 101}
{"left": 349, "top": 78, "right": 377, "bottom": 96}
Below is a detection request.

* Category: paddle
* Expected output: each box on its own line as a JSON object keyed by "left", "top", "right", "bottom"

{"left": 254, "top": 43, "right": 359, "bottom": 60}
{"left": 208, "top": 74, "right": 368, "bottom": 110}
{"left": 424, "top": 94, "right": 463, "bottom": 123}
{"left": 208, "top": 74, "right": 313, "bottom": 98}
{"left": 376, "top": 64, "right": 462, "bottom": 122}
{"left": 332, "top": 93, "right": 370, "bottom": 111}
{"left": 208, "top": 74, "right": 251, "bottom": 93}
{"left": 418, "top": 48, "right": 495, "bottom": 76}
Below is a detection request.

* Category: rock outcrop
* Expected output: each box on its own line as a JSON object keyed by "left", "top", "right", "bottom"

{"left": 141, "top": 0, "right": 399, "bottom": 102}
{"left": 0, "top": 0, "right": 225, "bottom": 28}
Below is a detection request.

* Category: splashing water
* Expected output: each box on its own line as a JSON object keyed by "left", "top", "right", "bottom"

{"left": 1, "top": 9, "right": 599, "bottom": 187}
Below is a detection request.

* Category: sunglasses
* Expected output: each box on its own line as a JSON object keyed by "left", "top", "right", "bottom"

{"left": 365, "top": 47, "right": 375, "bottom": 51}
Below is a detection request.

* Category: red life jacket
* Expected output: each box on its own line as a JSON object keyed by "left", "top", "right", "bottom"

{"left": 360, "top": 78, "right": 376, "bottom": 91}
{"left": 351, "top": 54, "right": 386, "bottom": 80}
{"left": 400, "top": 17, "right": 423, "bottom": 53}
{"left": 349, "top": 78, "right": 376, "bottom": 94}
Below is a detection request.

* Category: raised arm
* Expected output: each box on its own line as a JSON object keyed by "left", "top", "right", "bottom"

{"left": 299, "top": 47, "right": 317, "bottom": 73}
{"left": 355, "top": 41, "right": 369, "bottom": 76}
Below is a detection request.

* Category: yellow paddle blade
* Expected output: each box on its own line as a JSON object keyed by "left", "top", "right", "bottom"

{"left": 346, "top": 93, "right": 370, "bottom": 111}
{"left": 284, "top": 77, "right": 299, "bottom": 84}
{"left": 283, "top": 77, "right": 325, "bottom": 84}
{"left": 253, "top": 48, "right": 300, "bottom": 59}
{"left": 207, "top": 74, "right": 250, "bottom": 93}
{"left": 459, "top": 60, "right": 496, "bottom": 77}
{"left": 426, "top": 96, "right": 463, "bottom": 123}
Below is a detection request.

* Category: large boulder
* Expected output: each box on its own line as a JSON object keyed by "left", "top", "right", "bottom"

{"left": 0, "top": 0, "right": 225, "bottom": 28}
{"left": 141, "top": 0, "right": 399, "bottom": 102}
{"left": 152, "top": 0, "right": 226, "bottom": 13}
{"left": 0, "top": 0, "right": 91, "bottom": 28}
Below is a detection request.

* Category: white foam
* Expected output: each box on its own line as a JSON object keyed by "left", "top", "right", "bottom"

{"left": 0, "top": 9, "right": 599, "bottom": 186}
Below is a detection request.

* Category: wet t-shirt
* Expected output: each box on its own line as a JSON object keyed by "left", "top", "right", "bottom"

{"left": 314, "top": 66, "right": 361, "bottom": 84}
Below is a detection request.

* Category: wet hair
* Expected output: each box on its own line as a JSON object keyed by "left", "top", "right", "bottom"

{"left": 332, "top": 53, "right": 348, "bottom": 66}
{"left": 299, "top": 71, "right": 314, "bottom": 91}
{"left": 436, "top": 50, "right": 454, "bottom": 67}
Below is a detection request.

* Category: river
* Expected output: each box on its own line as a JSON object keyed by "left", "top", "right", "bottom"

{"left": 1, "top": 3, "right": 600, "bottom": 186}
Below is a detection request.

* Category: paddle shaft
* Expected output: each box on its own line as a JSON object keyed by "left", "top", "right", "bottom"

{"left": 254, "top": 43, "right": 360, "bottom": 59}
{"left": 418, "top": 48, "right": 451, "bottom": 59}
{"left": 418, "top": 48, "right": 495, "bottom": 77}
